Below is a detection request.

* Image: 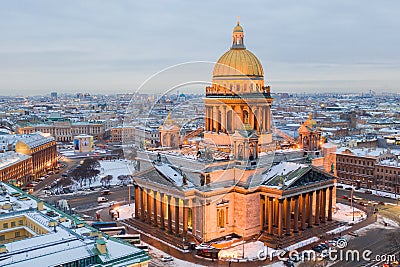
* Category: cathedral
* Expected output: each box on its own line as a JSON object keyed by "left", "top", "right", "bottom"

{"left": 131, "top": 21, "right": 337, "bottom": 250}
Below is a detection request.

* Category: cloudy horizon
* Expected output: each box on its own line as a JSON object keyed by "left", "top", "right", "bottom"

{"left": 1, "top": 0, "right": 399, "bottom": 96}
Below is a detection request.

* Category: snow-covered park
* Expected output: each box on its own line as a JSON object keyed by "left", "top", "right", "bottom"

{"left": 94, "top": 159, "right": 135, "bottom": 187}
{"left": 53, "top": 159, "right": 136, "bottom": 194}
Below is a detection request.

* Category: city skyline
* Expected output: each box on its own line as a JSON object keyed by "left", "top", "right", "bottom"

{"left": 1, "top": 0, "right": 400, "bottom": 95}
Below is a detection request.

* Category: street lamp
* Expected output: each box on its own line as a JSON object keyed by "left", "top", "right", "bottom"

{"left": 351, "top": 179, "right": 355, "bottom": 221}
{"left": 128, "top": 184, "right": 133, "bottom": 206}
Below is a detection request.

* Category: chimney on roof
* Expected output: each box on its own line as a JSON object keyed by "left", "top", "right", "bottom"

{"left": 37, "top": 201, "right": 44, "bottom": 211}
{"left": 96, "top": 238, "right": 107, "bottom": 254}
{"left": 0, "top": 244, "right": 7, "bottom": 254}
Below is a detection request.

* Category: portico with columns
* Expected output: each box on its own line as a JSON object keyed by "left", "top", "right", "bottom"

{"left": 259, "top": 184, "right": 335, "bottom": 237}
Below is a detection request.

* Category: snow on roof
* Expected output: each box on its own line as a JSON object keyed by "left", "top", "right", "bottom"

{"left": 263, "top": 162, "right": 309, "bottom": 188}
{"left": 336, "top": 147, "right": 400, "bottom": 157}
{"left": 377, "top": 158, "right": 400, "bottom": 168}
{"left": 15, "top": 132, "right": 54, "bottom": 149}
{"left": 322, "top": 143, "right": 337, "bottom": 148}
{"left": 0, "top": 152, "right": 31, "bottom": 170}
{"left": 154, "top": 163, "right": 194, "bottom": 188}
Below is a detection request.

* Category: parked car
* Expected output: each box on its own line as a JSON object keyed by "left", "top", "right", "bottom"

{"left": 312, "top": 245, "right": 324, "bottom": 253}
{"left": 101, "top": 190, "right": 111, "bottom": 195}
{"left": 283, "top": 260, "right": 294, "bottom": 267}
{"left": 336, "top": 185, "right": 344, "bottom": 188}
{"left": 365, "top": 190, "right": 372, "bottom": 194}
{"left": 327, "top": 240, "right": 337, "bottom": 246}
{"left": 319, "top": 243, "right": 329, "bottom": 250}
{"left": 345, "top": 187, "right": 353, "bottom": 190}
{"left": 97, "top": 197, "right": 108, "bottom": 203}
{"left": 289, "top": 253, "right": 302, "bottom": 262}
{"left": 161, "top": 255, "right": 174, "bottom": 262}
{"left": 348, "top": 231, "right": 359, "bottom": 237}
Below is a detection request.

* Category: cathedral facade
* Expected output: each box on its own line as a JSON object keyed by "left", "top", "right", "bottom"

{"left": 132, "top": 22, "right": 337, "bottom": 249}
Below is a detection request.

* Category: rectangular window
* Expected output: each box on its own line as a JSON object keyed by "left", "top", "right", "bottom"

{"left": 0, "top": 235, "right": 4, "bottom": 241}
{"left": 15, "top": 232, "right": 20, "bottom": 238}
{"left": 11, "top": 221, "right": 15, "bottom": 227}
{"left": 3, "top": 223, "right": 8, "bottom": 229}
{"left": 217, "top": 209, "right": 225, "bottom": 228}
{"left": 226, "top": 207, "right": 229, "bottom": 224}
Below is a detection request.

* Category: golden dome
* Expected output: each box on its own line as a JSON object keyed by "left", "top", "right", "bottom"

{"left": 163, "top": 112, "right": 176, "bottom": 125}
{"left": 213, "top": 49, "right": 264, "bottom": 78}
{"left": 233, "top": 22, "right": 243, "bottom": 32}
{"left": 304, "top": 112, "right": 317, "bottom": 126}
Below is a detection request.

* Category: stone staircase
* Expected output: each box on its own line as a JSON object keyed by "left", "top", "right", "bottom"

{"left": 122, "top": 218, "right": 195, "bottom": 251}
{"left": 258, "top": 221, "right": 342, "bottom": 249}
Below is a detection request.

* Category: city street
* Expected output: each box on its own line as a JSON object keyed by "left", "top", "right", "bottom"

{"left": 33, "top": 157, "right": 81, "bottom": 193}
{"left": 330, "top": 222, "right": 400, "bottom": 267}
{"left": 337, "top": 188, "right": 400, "bottom": 225}
{"left": 336, "top": 188, "right": 398, "bottom": 205}
{"left": 43, "top": 185, "right": 131, "bottom": 218}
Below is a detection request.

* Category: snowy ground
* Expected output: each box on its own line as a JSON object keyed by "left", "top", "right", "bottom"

{"left": 219, "top": 240, "right": 271, "bottom": 261}
{"left": 355, "top": 215, "right": 399, "bottom": 236}
{"left": 147, "top": 244, "right": 207, "bottom": 267}
{"left": 69, "top": 160, "right": 135, "bottom": 190}
{"left": 91, "top": 159, "right": 135, "bottom": 187}
{"left": 332, "top": 203, "right": 366, "bottom": 223}
{"left": 114, "top": 203, "right": 134, "bottom": 220}
{"left": 337, "top": 182, "right": 400, "bottom": 200}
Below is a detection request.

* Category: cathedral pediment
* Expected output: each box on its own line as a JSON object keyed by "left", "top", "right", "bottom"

{"left": 134, "top": 163, "right": 196, "bottom": 191}
{"left": 262, "top": 162, "right": 334, "bottom": 190}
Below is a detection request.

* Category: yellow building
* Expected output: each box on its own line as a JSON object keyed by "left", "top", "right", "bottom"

{"left": 17, "top": 121, "right": 104, "bottom": 142}
{"left": 14, "top": 133, "right": 57, "bottom": 178}
{"left": 110, "top": 126, "right": 136, "bottom": 143}
{"left": 0, "top": 152, "right": 33, "bottom": 185}
{"left": 0, "top": 183, "right": 150, "bottom": 267}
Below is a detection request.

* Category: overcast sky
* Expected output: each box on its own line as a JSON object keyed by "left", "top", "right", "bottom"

{"left": 0, "top": 0, "right": 399, "bottom": 95}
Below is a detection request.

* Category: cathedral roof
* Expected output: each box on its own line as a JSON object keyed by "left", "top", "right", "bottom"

{"left": 262, "top": 162, "right": 335, "bottom": 190}
{"left": 212, "top": 22, "right": 264, "bottom": 78}
{"left": 298, "top": 112, "right": 320, "bottom": 133}
{"left": 233, "top": 21, "right": 243, "bottom": 32}
{"left": 134, "top": 163, "right": 195, "bottom": 190}
{"left": 159, "top": 112, "right": 180, "bottom": 131}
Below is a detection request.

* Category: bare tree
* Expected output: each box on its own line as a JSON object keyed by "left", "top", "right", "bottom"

{"left": 101, "top": 175, "right": 113, "bottom": 187}
{"left": 117, "top": 175, "right": 131, "bottom": 185}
